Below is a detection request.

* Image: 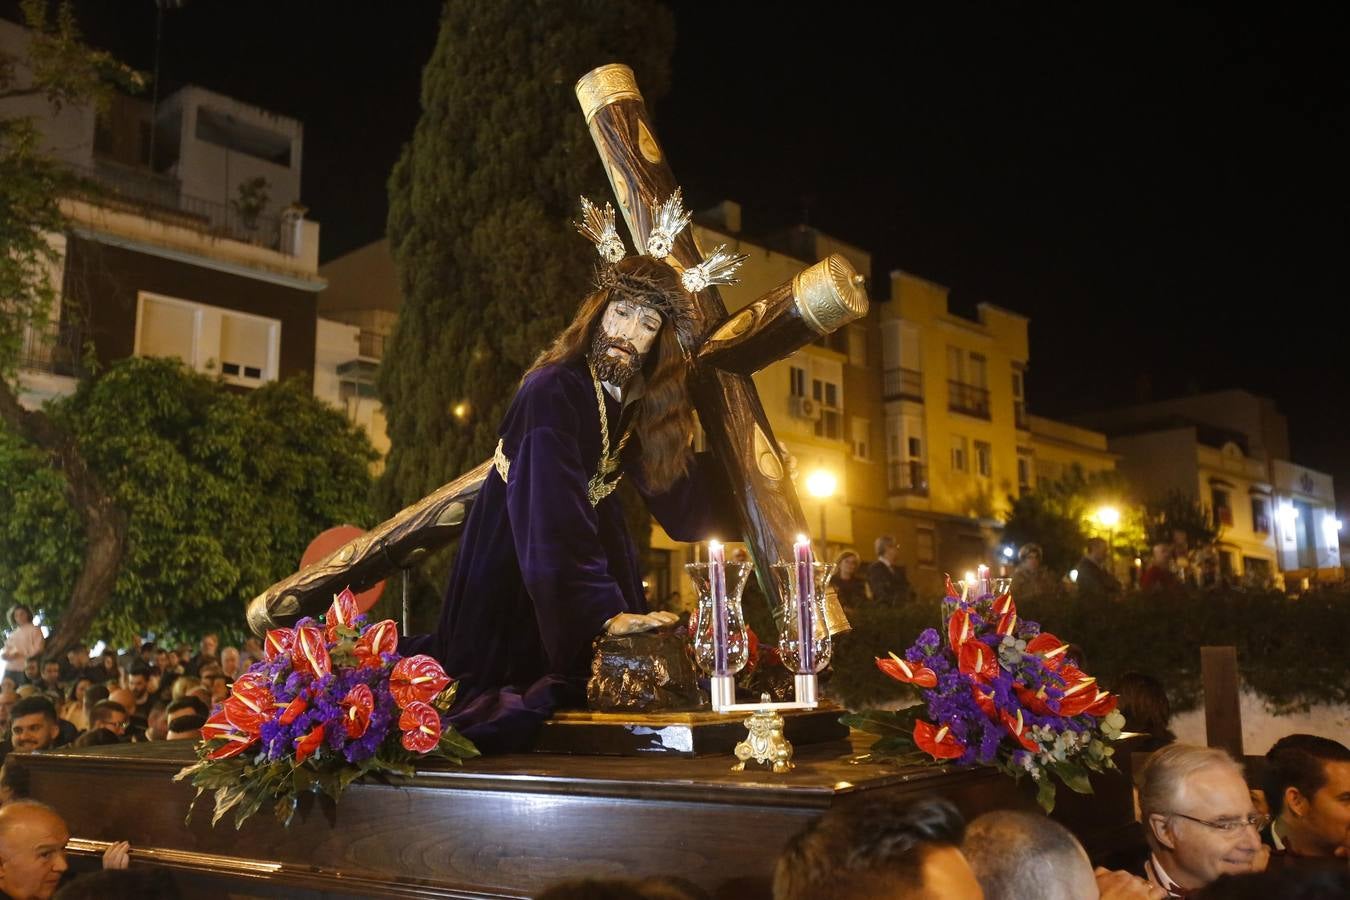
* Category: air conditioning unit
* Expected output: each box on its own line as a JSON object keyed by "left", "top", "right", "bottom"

{"left": 790, "top": 395, "right": 821, "bottom": 421}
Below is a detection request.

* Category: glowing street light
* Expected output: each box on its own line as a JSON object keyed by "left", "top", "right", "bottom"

{"left": 805, "top": 469, "right": 837, "bottom": 552}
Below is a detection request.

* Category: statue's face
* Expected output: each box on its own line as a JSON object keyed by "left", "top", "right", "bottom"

{"left": 591, "top": 298, "right": 662, "bottom": 387}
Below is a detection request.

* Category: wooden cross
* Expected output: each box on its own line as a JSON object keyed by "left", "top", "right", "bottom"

{"left": 245, "top": 65, "right": 867, "bottom": 634}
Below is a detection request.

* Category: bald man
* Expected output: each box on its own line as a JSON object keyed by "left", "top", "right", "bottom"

{"left": 0, "top": 801, "right": 129, "bottom": 899}
{"left": 0, "top": 800, "right": 69, "bottom": 900}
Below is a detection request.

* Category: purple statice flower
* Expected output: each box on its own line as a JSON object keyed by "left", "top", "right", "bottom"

{"left": 916, "top": 628, "right": 941, "bottom": 652}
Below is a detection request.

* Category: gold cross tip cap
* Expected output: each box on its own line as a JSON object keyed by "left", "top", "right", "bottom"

{"left": 793, "top": 254, "right": 871, "bottom": 335}
{"left": 576, "top": 64, "right": 643, "bottom": 122}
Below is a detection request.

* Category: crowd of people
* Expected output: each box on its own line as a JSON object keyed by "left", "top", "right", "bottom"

{"left": 0, "top": 607, "right": 256, "bottom": 898}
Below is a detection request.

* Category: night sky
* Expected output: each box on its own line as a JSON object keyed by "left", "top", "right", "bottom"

{"left": 12, "top": 2, "right": 1350, "bottom": 506}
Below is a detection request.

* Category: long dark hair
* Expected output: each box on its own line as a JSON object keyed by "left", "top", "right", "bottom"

{"left": 527, "top": 258, "right": 694, "bottom": 493}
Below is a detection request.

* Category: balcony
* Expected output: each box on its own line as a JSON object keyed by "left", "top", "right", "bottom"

{"left": 18, "top": 319, "right": 86, "bottom": 378}
{"left": 1014, "top": 401, "right": 1029, "bottom": 431}
{"left": 883, "top": 367, "right": 923, "bottom": 401}
{"left": 888, "top": 460, "right": 928, "bottom": 496}
{"left": 947, "top": 380, "right": 991, "bottom": 420}
{"left": 67, "top": 160, "right": 285, "bottom": 252}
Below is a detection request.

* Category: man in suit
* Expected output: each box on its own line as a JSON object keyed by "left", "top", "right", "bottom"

{"left": 866, "top": 535, "right": 910, "bottom": 606}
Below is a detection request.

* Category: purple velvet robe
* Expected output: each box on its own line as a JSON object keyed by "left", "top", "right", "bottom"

{"left": 400, "top": 361, "right": 733, "bottom": 753}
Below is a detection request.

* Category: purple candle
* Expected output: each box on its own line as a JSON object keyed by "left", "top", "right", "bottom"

{"left": 977, "top": 564, "right": 990, "bottom": 597}
{"left": 708, "top": 540, "right": 728, "bottom": 675}
{"left": 794, "top": 534, "right": 815, "bottom": 672}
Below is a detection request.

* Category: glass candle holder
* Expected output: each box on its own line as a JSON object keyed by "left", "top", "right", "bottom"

{"left": 685, "top": 561, "right": 753, "bottom": 677}
{"left": 771, "top": 561, "right": 835, "bottom": 674}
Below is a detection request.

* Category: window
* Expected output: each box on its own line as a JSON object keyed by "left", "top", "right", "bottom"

{"left": 851, "top": 417, "right": 870, "bottom": 460}
{"left": 1251, "top": 498, "right": 1270, "bottom": 534}
{"left": 916, "top": 528, "right": 937, "bottom": 565}
{"left": 908, "top": 436, "right": 922, "bottom": 458}
{"left": 813, "top": 376, "right": 842, "bottom": 440}
{"left": 968, "top": 353, "right": 988, "bottom": 389}
{"left": 1012, "top": 367, "right": 1028, "bottom": 429}
{"left": 1017, "top": 450, "right": 1034, "bottom": 492}
{"left": 789, "top": 366, "right": 807, "bottom": 398}
{"left": 135, "top": 291, "right": 280, "bottom": 387}
{"left": 951, "top": 435, "right": 968, "bottom": 473}
{"left": 974, "top": 441, "right": 992, "bottom": 478}
{"left": 1211, "top": 487, "right": 1233, "bottom": 528}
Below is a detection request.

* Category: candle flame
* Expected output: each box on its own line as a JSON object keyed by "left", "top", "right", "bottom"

{"left": 796, "top": 534, "right": 810, "bottom": 544}
{"left": 708, "top": 539, "right": 722, "bottom": 551}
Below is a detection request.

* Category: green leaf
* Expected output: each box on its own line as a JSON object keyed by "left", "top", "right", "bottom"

{"left": 210, "top": 785, "right": 247, "bottom": 828}
{"left": 1050, "top": 762, "right": 1095, "bottom": 795}
{"left": 1036, "top": 777, "right": 1057, "bottom": 813}
{"left": 839, "top": 707, "right": 922, "bottom": 738}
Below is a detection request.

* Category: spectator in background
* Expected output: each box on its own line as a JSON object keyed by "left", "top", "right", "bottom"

{"left": 19, "top": 660, "right": 40, "bottom": 690}
{"left": 1141, "top": 543, "right": 1179, "bottom": 591}
{"left": 198, "top": 665, "right": 229, "bottom": 704}
{"left": 165, "top": 715, "right": 204, "bottom": 742}
{"left": 85, "top": 700, "right": 129, "bottom": 742}
{"left": 185, "top": 634, "right": 218, "bottom": 676}
{"left": 143, "top": 702, "right": 169, "bottom": 742}
{"left": 1011, "top": 543, "right": 1057, "bottom": 601}
{"left": 1, "top": 606, "right": 44, "bottom": 685}
{"left": 0, "top": 685, "right": 18, "bottom": 740}
{"left": 58, "top": 680, "right": 91, "bottom": 733}
{"left": 1261, "top": 734, "right": 1350, "bottom": 861}
{"left": 219, "top": 647, "right": 241, "bottom": 681}
{"left": 865, "top": 535, "right": 911, "bottom": 607}
{"left": 829, "top": 550, "right": 870, "bottom": 610}
{"left": 95, "top": 651, "right": 121, "bottom": 689}
{"left": 7, "top": 698, "right": 65, "bottom": 755}
{"left": 1076, "top": 537, "right": 1122, "bottom": 600}
{"left": 774, "top": 795, "right": 981, "bottom": 900}
{"left": 125, "top": 666, "right": 154, "bottom": 721}
{"left": 1116, "top": 672, "right": 1176, "bottom": 752}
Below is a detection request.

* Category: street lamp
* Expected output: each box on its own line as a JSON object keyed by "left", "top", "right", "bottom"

{"left": 805, "top": 469, "right": 837, "bottom": 555}
{"left": 1096, "top": 505, "right": 1120, "bottom": 577}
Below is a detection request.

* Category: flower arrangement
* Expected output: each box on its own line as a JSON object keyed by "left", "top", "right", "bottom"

{"left": 175, "top": 589, "right": 479, "bottom": 828}
{"left": 843, "top": 577, "right": 1125, "bottom": 811}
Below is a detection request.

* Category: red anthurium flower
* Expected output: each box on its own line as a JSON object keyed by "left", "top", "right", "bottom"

{"left": 201, "top": 709, "right": 234, "bottom": 742}
{"left": 276, "top": 695, "right": 307, "bottom": 726}
{"left": 1015, "top": 683, "right": 1055, "bottom": 716}
{"left": 354, "top": 619, "right": 399, "bottom": 670}
{"left": 958, "top": 640, "right": 999, "bottom": 682}
{"left": 999, "top": 707, "right": 1039, "bottom": 753}
{"left": 399, "top": 701, "right": 442, "bottom": 753}
{"left": 222, "top": 682, "right": 274, "bottom": 737}
{"left": 324, "top": 587, "right": 360, "bottom": 643}
{"left": 944, "top": 574, "right": 960, "bottom": 600}
{"left": 1026, "top": 632, "right": 1071, "bottom": 668}
{"left": 292, "top": 624, "right": 331, "bottom": 679}
{"left": 390, "top": 655, "right": 451, "bottom": 708}
{"left": 990, "top": 593, "right": 1016, "bottom": 618}
{"left": 876, "top": 652, "right": 939, "bottom": 689}
{"left": 1057, "top": 676, "right": 1100, "bottom": 717}
{"left": 206, "top": 731, "right": 256, "bottom": 760}
{"left": 264, "top": 627, "right": 295, "bottom": 661}
{"left": 970, "top": 684, "right": 998, "bottom": 720}
{"left": 294, "top": 724, "right": 326, "bottom": 765}
{"left": 742, "top": 627, "right": 760, "bottom": 676}
{"left": 947, "top": 608, "right": 974, "bottom": 651}
{"left": 914, "top": 719, "right": 965, "bottom": 760}
{"left": 995, "top": 610, "right": 1019, "bottom": 637}
{"left": 1084, "top": 689, "right": 1118, "bottom": 718}
{"left": 342, "top": 684, "right": 374, "bottom": 739}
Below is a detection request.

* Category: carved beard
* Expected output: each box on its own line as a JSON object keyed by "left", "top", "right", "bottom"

{"left": 590, "top": 333, "right": 643, "bottom": 387}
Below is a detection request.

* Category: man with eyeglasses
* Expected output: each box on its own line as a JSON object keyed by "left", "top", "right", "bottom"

{"left": 1136, "top": 743, "right": 1269, "bottom": 896}
{"left": 87, "top": 701, "right": 128, "bottom": 740}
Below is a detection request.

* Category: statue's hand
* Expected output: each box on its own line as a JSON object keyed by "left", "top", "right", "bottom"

{"left": 605, "top": 611, "right": 679, "bottom": 635}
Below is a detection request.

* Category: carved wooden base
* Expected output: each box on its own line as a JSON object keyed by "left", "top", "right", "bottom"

{"left": 533, "top": 704, "right": 848, "bottom": 757}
